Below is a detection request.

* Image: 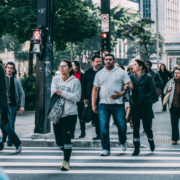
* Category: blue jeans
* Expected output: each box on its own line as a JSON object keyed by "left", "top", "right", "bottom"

{"left": 0, "top": 107, "right": 21, "bottom": 148}
{"left": 98, "top": 104, "right": 127, "bottom": 151}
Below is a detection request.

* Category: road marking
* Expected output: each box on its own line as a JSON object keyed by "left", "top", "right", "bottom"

{"left": 1, "top": 162, "right": 180, "bottom": 167}
{"left": 0, "top": 156, "right": 180, "bottom": 160}
{"left": 4, "top": 169, "right": 180, "bottom": 175}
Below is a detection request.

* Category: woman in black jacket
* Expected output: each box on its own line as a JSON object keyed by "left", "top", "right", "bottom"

{"left": 130, "top": 59, "right": 156, "bottom": 156}
{"left": 158, "top": 64, "right": 172, "bottom": 111}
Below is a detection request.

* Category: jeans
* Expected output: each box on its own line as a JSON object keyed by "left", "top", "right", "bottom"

{"left": 98, "top": 104, "right": 127, "bottom": 151}
{"left": 8, "top": 106, "right": 18, "bottom": 144}
{"left": 170, "top": 106, "right": 180, "bottom": 141}
{"left": 0, "top": 107, "right": 21, "bottom": 148}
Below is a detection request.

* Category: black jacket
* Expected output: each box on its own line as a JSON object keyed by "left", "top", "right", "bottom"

{"left": 158, "top": 70, "right": 172, "bottom": 89}
{"left": 130, "top": 73, "right": 156, "bottom": 105}
{"left": 0, "top": 64, "right": 8, "bottom": 108}
{"left": 82, "top": 67, "right": 102, "bottom": 105}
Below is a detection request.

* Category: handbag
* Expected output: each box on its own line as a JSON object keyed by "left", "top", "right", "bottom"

{"left": 155, "top": 87, "right": 162, "bottom": 96}
{"left": 163, "top": 91, "right": 170, "bottom": 106}
{"left": 47, "top": 94, "right": 64, "bottom": 124}
{"left": 81, "top": 103, "right": 93, "bottom": 123}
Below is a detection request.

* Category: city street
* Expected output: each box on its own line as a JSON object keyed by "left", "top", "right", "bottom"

{"left": 1, "top": 100, "right": 180, "bottom": 179}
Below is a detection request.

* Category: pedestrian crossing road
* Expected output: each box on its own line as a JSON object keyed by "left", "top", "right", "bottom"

{"left": 1, "top": 147, "right": 180, "bottom": 180}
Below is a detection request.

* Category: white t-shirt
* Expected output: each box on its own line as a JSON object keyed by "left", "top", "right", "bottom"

{"left": 94, "top": 66, "right": 130, "bottom": 104}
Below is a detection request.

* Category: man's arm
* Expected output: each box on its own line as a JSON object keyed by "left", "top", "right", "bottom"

{"left": 92, "top": 85, "right": 99, "bottom": 114}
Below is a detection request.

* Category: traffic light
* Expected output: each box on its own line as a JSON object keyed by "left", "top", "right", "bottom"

{"left": 30, "top": 28, "right": 44, "bottom": 55}
{"left": 101, "top": 32, "right": 110, "bottom": 52}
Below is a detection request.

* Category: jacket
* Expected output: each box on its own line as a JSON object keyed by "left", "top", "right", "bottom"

{"left": 0, "top": 64, "right": 8, "bottom": 108}
{"left": 51, "top": 75, "right": 81, "bottom": 117}
{"left": 12, "top": 77, "right": 25, "bottom": 108}
{"left": 130, "top": 73, "right": 156, "bottom": 105}
{"left": 164, "top": 79, "right": 178, "bottom": 109}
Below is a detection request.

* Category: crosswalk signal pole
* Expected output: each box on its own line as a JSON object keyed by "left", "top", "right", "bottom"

{"left": 101, "top": 0, "right": 111, "bottom": 57}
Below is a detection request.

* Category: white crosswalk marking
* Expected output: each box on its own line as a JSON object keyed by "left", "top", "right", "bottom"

{"left": 1, "top": 147, "right": 180, "bottom": 175}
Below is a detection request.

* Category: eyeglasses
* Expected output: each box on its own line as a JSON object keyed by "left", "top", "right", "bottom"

{"left": 59, "top": 65, "right": 67, "bottom": 69}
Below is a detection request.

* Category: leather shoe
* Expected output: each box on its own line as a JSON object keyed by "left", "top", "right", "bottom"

{"left": 93, "top": 136, "right": 100, "bottom": 140}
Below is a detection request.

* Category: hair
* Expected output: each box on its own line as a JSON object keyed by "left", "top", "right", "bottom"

{"left": 145, "top": 60, "right": 152, "bottom": 67}
{"left": 105, "top": 53, "right": 115, "bottom": 60}
{"left": 72, "top": 60, "right": 81, "bottom": 72}
{"left": 174, "top": 68, "right": 180, "bottom": 72}
{"left": 91, "top": 55, "right": 100, "bottom": 62}
{"left": 61, "top": 60, "right": 73, "bottom": 76}
{"left": 159, "top": 63, "right": 167, "bottom": 72}
{"left": 135, "top": 59, "right": 148, "bottom": 73}
{"left": 119, "top": 65, "right": 125, "bottom": 70}
{"left": 5, "top": 61, "right": 17, "bottom": 76}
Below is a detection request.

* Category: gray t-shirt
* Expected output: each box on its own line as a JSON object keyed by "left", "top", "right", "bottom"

{"left": 94, "top": 67, "right": 130, "bottom": 104}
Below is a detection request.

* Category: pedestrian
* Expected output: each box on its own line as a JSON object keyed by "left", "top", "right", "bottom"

{"left": 164, "top": 68, "right": 180, "bottom": 145}
{"left": 130, "top": 59, "right": 156, "bottom": 156}
{"left": 0, "top": 62, "right": 22, "bottom": 153}
{"left": 72, "top": 60, "right": 85, "bottom": 138}
{"left": 51, "top": 60, "right": 81, "bottom": 171}
{"left": 82, "top": 55, "right": 102, "bottom": 140}
{"left": 92, "top": 53, "right": 132, "bottom": 156}
{"left": 4, "top": 62, "right": 25, "bottom": 146}
{"left": 171, "top": 65, "right": 179, "bottom": 78}
{"left": 145, "top": 60, "right": 163, "bottom": 103}
{"left": 158, "top": 63, "right": 172, "bottom": 111}
{"left": 127, "top": 63, "right": 134, "bottom": 76}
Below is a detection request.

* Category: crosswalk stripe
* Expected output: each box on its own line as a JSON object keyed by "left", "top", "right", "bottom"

{"left": 2, "top": 149, "right": 180, "bottom": 154}
{"left": 0, "top": 155, "right": 180, "bottom": 160}
{"left": 1, "top": 162, "right": 180, "bottom": 167}
{"left": 4, "top": 169, "right": 180, "bottom": 175}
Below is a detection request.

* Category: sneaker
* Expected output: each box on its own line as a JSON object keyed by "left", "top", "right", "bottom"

{"left": 15, "top": 145, "right": 22, "bottom": 154}
{"left": 121, "top": 142, "right": 127, "bottom": 151}
{"left": 100, "top": 150, "right": 110, "bottom": 156}
{"left": 0, "top": 142, "right": 4, "bottom": 151}
{"left": 61, "top": 160, "right": 70, "bottom": 171}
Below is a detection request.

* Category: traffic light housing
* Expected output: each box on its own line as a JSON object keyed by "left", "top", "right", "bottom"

{"left": 101, "top": 32, "right": 110, "bottom": 53}
{"left": 30, "top": 28, "right": 45, "bottom": 55}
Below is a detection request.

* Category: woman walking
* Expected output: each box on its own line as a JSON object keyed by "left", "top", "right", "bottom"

{"left": 158, "top": 64, "right": 172, "bottom": 111}
{"left": 72, "top": 61, "right": 85, "bottom": 138}
{"left": 51, "top": 60, "right": 81, "bottom": 171}
{"left": 164, "top": 68, "right": 180, "bottom": 145}
{"left": 130, "top": 59, "right": 156, "bottom": 156}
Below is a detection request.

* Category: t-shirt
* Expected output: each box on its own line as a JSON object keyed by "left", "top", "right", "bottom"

{"left": 94, "top": 67, "right": 130, "bottom": 104}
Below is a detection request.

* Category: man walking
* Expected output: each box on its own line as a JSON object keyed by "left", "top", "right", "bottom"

{"left": 92, "top": 54, "right": 132, "bottom": 156}
{"left": 5, "top": 62, "right": 25, "bottom": 146}
{"left": 0, "top": 62, "right": 22, "bottom": 153}
{"left": 82, "top": 55, "right": 102, "bottom": 140}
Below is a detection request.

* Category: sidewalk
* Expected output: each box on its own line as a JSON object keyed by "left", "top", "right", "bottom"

{"left": 14, "top": 100, "right": 174, "bottom": 148}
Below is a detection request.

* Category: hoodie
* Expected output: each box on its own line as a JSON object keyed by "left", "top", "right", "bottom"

{"left": 51, "top": 75, "right": 81, "bottom": 117}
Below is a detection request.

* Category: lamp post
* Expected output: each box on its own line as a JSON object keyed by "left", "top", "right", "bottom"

{"left": 156, "top": 0, "right": 160, "bottom": 69}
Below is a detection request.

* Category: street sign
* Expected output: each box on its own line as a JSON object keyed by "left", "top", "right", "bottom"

{"left": 101, "top": 14, "right": 109, "bottom": 32}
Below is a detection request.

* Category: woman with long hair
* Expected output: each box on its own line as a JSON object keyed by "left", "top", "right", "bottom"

{"left": 130, "top": 59, "right": 156, "bottom": 156}
{"left": 72, "top": 61, "right": 86, "bottom": 138}
{"left": 51, "top": 60, "right": 81, "bottom": 171}
{"left": 158, "top": 64, "right": 172, "bottom": 111}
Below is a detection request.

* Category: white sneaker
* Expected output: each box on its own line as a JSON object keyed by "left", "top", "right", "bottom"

{"left": 121, "top": 142, "right": 127, "bottom": 151}
{"left": 100, "top": 150, "right": 110, "bottom": 156}
{"left": 15, "top": 145, "right": 22, "bottom": 154}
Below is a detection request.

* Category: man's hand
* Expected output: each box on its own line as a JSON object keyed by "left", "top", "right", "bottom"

{"left": 111, "top": 90, "right": 125, "bottom": 100}
{"left": 19, "top": 107, "right": 24, "bottom": 114}
{"left": 56, "top": 90, "right": 61, "bottom": 96}
{"left": 92, "top": 105, "right": 98, "bottom": 114}
{"left": 168, "top": 86, "right": 172, "bottom": 92}
{"left": 84, "top": 99, "right": 89, "bottom": 104}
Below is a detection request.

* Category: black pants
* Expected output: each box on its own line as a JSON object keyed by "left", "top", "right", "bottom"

{"left": 132, "top": 104, "right": 153, "bottom": 140}
{"left": 77, "top": 102, "right": 85, "bottom": 132}
{"left": 170, "top": 106, "right": 180, "bottom": 141}
{"left": 53, "top": 115, "right": 77, "bottom": 149}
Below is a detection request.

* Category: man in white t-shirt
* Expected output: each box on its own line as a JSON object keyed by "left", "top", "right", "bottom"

{"left": 92, "top": 53, "right": 133, "bottom": 156}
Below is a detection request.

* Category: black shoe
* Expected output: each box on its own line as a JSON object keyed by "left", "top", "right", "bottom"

{"left": 132, "top": 149, "right": 140, "bottom": 156}
{"left": 93, "top": 136, "right": 100, "bottom": 140}
{"left": 148, "top": 139, "right": 155, "bottom": 152}
{"left": 7, "top": 142, "right": 13, "bottom": 147}
{"left": 79, "top": 134, "right": 85, "bottom": 138}
{"left": 0, "top": 142, "right": 4, "bottom": 151}
{"left": 132, "top": 141, "right": 140, "bottom": 156}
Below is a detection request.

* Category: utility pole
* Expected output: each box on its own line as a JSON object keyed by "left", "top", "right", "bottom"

{"left": 101, "top": 0, "right": 111, "bottom": 57}
{"left": 156, "top": 0, "right": 160, "bottom": 69}
{"left": 33, "top": 0, "right": 54, "bottom": 133}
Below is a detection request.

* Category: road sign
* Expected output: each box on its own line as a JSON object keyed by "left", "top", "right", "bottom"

{"left": 101, "top": 14, "right": 109, "bottom": 32}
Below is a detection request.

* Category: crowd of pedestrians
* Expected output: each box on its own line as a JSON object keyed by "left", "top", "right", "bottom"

{"left": 0, "top": 55, "right": 180, "bottom": 172}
